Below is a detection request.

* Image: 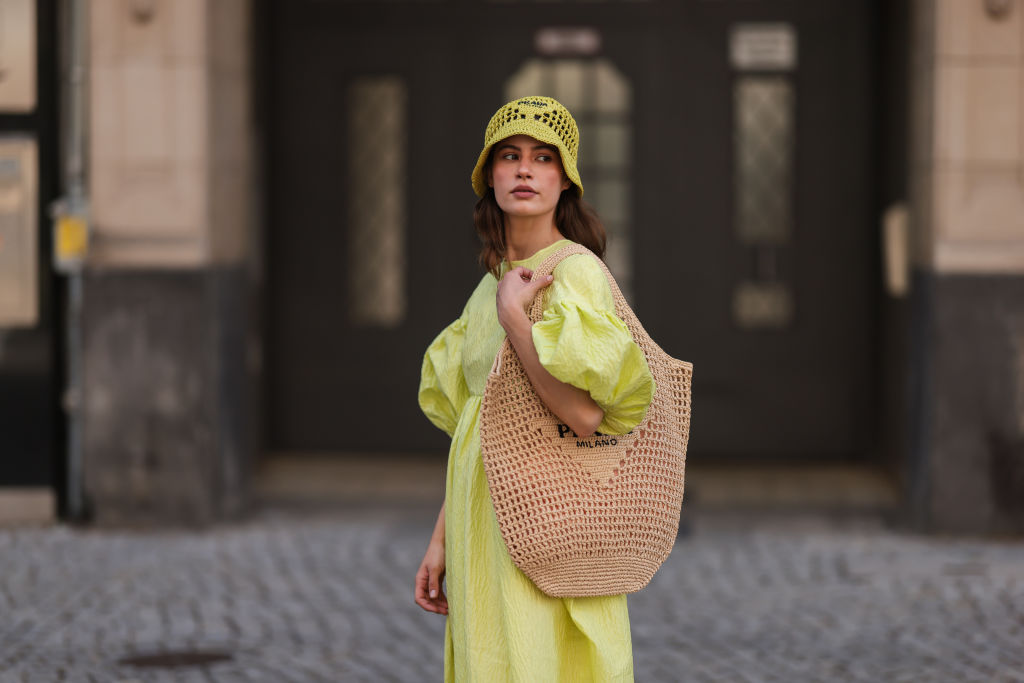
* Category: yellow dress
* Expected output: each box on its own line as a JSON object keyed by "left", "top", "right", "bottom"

{"left": 418, "top": 239, "right": 655, "bottom": 683}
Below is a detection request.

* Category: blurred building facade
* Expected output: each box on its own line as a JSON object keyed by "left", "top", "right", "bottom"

{"left": 0, "top": 0, "right": 1021, "bottom": 532}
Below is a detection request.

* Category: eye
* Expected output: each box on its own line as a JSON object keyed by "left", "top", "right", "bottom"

{"left": 537, "top": 154, "right": 553, "bottom": 162}
{"left": 501, "top": 151, "right": 519, "bottom": 161}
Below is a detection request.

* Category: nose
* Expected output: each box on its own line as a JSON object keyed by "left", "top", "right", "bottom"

{"left": 516, "top": 157, "right": 532, "bottom": 178}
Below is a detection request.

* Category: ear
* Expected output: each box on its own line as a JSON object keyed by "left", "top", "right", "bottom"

{"left": 487, "top": 166, "right": 494, "bottom": 188}
{"left": 562, "top": 176, "right": 571, "bottom": 192}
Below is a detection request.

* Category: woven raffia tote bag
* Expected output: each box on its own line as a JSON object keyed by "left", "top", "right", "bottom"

{"left": 480, "top": 243, "right": 693, "bottom": 598}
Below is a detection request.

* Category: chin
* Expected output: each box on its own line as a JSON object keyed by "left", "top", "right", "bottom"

{"left": 497, "top": 202, "right": 554, "bottom": 218}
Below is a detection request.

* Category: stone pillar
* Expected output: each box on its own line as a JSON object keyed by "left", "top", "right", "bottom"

{"left": 907, "top": 0, "right": 1024, "bottom": 533}
{"left": 82, "top": 0, "right": 258, "bottom": 525}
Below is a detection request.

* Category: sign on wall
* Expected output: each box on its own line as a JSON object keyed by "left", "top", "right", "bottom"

{"left": 0, "top": 136, "right": 38, "bottom": 327}
{"left": 0, "top": 0, "right": 36, "bottom": 112}
{"left": 730, "top": 23, "right": 798, "bottom": 72}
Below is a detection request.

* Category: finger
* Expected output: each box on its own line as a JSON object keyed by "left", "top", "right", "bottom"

{"left": 418, "top": 598, "right": 442, "bottom": 614}
{"left": 414, "top": 567, "right": 428, "bottom": 603}
{"left": 414, "top": 586, "right": 433, "bottom": 611}
{"left": 415, "top": 564, "right": 435, "bottom": 602}
{"left": 429, "top": 588, "right": 448, "bottom": 615}
{"left": 428, "top": 567, "right": 441, "bottom": 600}
{"left": 529, "top": 274, "right": 554, "bottom": 293}
{"left": 417, "top": 598, "right": 443, "bottom": 614}
{"left": 415, "top": 584, "right": 443, "bottom": 614}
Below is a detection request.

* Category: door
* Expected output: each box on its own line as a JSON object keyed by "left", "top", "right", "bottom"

{"left": 265, "top": 2, "right": 485, "bottom": 453}
{"left": 264, "top": 1, "right": 878, "bottom": 459}
{"left": 636, "top": 3, "right": 877, "bottom": 458}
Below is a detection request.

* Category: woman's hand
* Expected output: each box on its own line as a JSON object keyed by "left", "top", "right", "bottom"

{"left": 414, "top": 504, "right": 448, "bottom": 615}
{"left": 414, "top": 540, "right": 448, "bottom": 615}
{"left": 495, "top": 266, "right": 604, "bottom": 437}
{"left": 496, "top": 266, "right": 553, "bottom": 334}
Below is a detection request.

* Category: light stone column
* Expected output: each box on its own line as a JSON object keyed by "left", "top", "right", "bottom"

{"left": 908, "top": 0, "right": 1024, "bottom": 533}
{"left": 82, "top": 0, "right": 257, "bottom": 525}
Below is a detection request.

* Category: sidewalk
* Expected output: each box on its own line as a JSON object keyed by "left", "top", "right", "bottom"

{"left": 0, "top": 456, "right": 1021, "bottom": 682}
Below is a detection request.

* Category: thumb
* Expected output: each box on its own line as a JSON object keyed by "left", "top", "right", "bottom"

{"left": 428, "top": 571, "right": 440, "bottom": 599}
{"left": 529, "top": 273, "right": 554, "bottom": 294}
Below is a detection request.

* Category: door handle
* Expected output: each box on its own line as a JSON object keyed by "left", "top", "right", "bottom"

{"left": 882, "top": 202, "right": 909, "bottom": 298}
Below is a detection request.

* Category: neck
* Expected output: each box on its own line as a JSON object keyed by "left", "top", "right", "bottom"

{"left": 504, "top": 214, "right": 563, "bottom": 263}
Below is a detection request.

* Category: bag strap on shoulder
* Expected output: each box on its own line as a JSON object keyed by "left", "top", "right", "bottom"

{"left": 527, "top": 244, "right": 593, "bottom": 322}
{"left": 527, "top": 243, "right": 628, "bottom": 324}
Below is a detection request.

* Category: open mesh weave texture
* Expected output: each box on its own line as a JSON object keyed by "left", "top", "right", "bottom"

{"left": 480, "top": 244, "right": 692, "bottom": 597}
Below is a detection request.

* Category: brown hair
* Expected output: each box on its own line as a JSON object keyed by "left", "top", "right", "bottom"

{"left": 474, "top": 161, "right": 607, "bottom": 278}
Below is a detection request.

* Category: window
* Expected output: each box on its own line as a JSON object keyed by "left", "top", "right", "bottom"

{"left": 505, "top": 58, "right": 635, "bottom": 301}
{"left": 347, "top": 77, "right": 407, "bottom": 328}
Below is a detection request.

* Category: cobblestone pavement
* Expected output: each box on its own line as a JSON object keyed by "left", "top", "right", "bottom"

{"left": 1, "top": 503, "right": 1023, "bottom": 682}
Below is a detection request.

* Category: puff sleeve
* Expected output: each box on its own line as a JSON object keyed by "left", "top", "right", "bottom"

{"left": 418, "top": 307, "right": 471, "bottom": 437}
{"left": 531, "top": 254, "right": 655, "bottom": 435}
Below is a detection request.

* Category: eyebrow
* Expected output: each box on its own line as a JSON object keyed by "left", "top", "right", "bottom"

{"left": 497, "top": 143, "right": 557, "bottom": 153}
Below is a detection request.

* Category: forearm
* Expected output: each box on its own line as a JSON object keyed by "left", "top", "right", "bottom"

{"left": 415, "top": 502, "right": 448, "bottom": 614}
{"left": 431, "top": 503, "right": 445, "bottom": 544}
{"left": 503, "top": 310, "right": 604, "bottom": 436}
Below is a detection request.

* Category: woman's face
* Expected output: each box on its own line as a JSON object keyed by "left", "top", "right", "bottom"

{"left": 487, "top": 134, "right": 571, "bottom": 219}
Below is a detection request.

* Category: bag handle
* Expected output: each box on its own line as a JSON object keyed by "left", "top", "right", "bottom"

{"left": 526, "top": 243, "right": 626, "bottom": 324}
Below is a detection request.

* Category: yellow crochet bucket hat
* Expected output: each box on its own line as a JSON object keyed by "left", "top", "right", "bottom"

{"left": 471, "top": 95, "right": 583, "bottom": 198}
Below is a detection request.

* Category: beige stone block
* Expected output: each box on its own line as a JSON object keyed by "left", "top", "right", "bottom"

{"left": 118, "top": 0, "right": 164, "bottom": 63}
{"left": 934, "top": 239, "right": 1024, "bottom": 272}
{"left": 90, "top": 64, "right": 122, "bottom": 163}
{"left": 933, "top": 167, "right": 1024, "bottom": 242}
{"left": 85, "top": 0, "right": 257, "bottom": 272}
{"left": 170, "top": 65, "right": 207, "bottom": 163}
{"left": 210, "top": 164, "right": 250, "bottom": 264}
{"left": 89, "top": 235, "right": 207, "bottom": 269}
{"left": 934, "top": 63, "right": 1020, "bottom": 163}
{"left": 166, "top": 0, "right": 207, "bottom": 62}
{"left": 90, "top": 0, "right": 121, "bottom": 65}
{"left": 209, "top": 0, "right": 250, "bottom": 74}
{"left": 0, "top": 489, "right": 55, "bottom": 525}
{"left": 936, "top": 0, "right": 1021, "bottom": 58}
{"left": 91, "top": 163, "right": 164, "bottom": 237}
{"left": 121, "top": 63, "right": 170, "bottom": 164}
{"left": 210, "top": 72, "right": 250, "bottom": 165}
{"left": 92, "top": 161, "right": 207, "bottom": 239}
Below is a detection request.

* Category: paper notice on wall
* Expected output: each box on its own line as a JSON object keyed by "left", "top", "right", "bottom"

{"left": 0, "top": 136, "right": 37, "bottom": 328}
{"left": 0, "top": 0, "right": 36, "bottom": 112}
{"left": 730, "top": 23, "right": 798, "bottom": 72}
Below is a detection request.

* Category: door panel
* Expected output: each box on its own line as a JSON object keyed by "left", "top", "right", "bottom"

{"left": 267, "top": 8, "right": 480, "bottom": 452}
{"left": 642, "top": 1, "right": 876, "bottom": 457}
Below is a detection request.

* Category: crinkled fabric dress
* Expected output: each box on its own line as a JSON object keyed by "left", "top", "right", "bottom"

{"left": 418, "top": 239, "right": 655, "bottom": 683}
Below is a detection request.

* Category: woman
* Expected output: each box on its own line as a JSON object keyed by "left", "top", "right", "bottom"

{"left": 414, "top": 96, "right": 655, "bottom": 682}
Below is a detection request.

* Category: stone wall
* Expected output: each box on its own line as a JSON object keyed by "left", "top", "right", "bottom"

{"left": 82, "top": 0, "right": 257, "bottom": 525}
{"left": 907, "top": 0, "right": 1024, "bottom": 533}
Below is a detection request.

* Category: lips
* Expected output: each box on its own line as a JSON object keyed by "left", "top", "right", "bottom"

{"left": 511, "top": 185, "right": 537, "bottom": 197}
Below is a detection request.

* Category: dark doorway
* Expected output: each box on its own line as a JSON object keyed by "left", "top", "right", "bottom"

{"left": 263, "top": 1, "right": 878, "bottom": 459}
